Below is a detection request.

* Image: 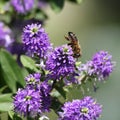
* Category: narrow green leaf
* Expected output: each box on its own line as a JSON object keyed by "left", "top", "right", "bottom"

{"left": 55, "top": 85, "right": 67, "bottom": 99}
{"left": 0, "top": 94, "right": 12, "bottom": 102}
{"left": 0, "top": 86, "right": 8, "bottom": 93}
{"left": 51, "top": 97, "right": 63, "bottom": 112}
{"left": 8, "top": 110, "right": 14, "bottom": 120}
{"left": 20, "top": 55, "right": 39, "bottom": 72}
{"left": 50, "top": 90, "right": 61, "bottom": 97}
{"left": 50, "top": 0, "right": 64, "bottom": 13}
{"left": 0, "top": 102, "right": 13, "bottom": 112}
{"left": 54, "top": 80, "right": 67, "bottom": 99}
{"left": 8, "top": 111, "right": 23, "bottom": 120}
{"left": 0, "top": 49, "right": 26, "bottom": 92}
{"left": 0, "top": 112, "right": 8, "bottom": 120}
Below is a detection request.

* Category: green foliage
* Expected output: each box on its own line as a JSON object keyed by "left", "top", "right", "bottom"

{"left": 0, "top": 102, "right": 13, "bottom": 112}
{"left": 50, "top": 0, "right": 65, "bottom": 13}
{"left": 54, "top": 80, "right": 67, "bottom": 99}
{"left": 0, "top": 94, "right": 13, "bottom": 112}
{"left": 0, "top": 0, "right": 83, "bottom": 25}
{"left": 0, "top": 94, "right": 12, "bottom": 103}
{"left": 20, "top": 55, "right": 39, "bottom": 72}
{"left": 0, "top": 49, "right": 27, "bottom": 93}
{"left": 67, "top": 0, "right": 82, "bottom": 4}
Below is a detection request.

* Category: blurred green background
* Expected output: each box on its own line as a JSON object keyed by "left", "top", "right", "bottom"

{"left": 45, "top": 0, "right": 120, "bottom": 119}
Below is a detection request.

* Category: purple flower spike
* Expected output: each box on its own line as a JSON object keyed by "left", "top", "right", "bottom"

{"left": 46, "top": 45, "right": 75, "bottom": 80}
{"left": 58, "top": 96, "right": 102, "bottom": 120}
{"left": 78, "top": 50, "right": 114, "bottom": 81}
{"left": 13, "top": 87, "right": 42, "bottom": 118}
{"left": 92, "top": 51, "right": 114, "bottom": 80}
{"left": 25, "top": 73, "right": 51, "bottom": 113}
{"left": 11, "top": 0, "right": 34, "bottom": 14}
{"left": 22, "top": 23, "right": 51, "bottom": 58}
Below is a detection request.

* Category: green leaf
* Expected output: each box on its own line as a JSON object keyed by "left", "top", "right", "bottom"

{"left": 20, "top": 55, "right": 39, "bottom": 72}
{"left": 0, "top": 86, "right": 8, "bottom": 93}
{"left": 0, "top": 94, "right": 12, "bottom": 102}
{"left": 0, "top": 94, "right": 13, "bottom": 114}
{"left": 8, "top": 111, "right": 23, "bottom": 120}
{"left": 8, "top": 110, "right": 14, "bottom": 120}
{"left": 0, "top": 49, "right": 26, "bottom": 92}
{"left": 0, "top": 102, "right": 13, "bottom": 112}
{"left": 54, "top": 80, "right": 67, "bottom": 99}
{"left": 0, "top": 112, "right": 8, "bottom": 120}
{"left": 50, "top": 90, "right": 61, "bottom": 97}
{"left": 13, "top": 113, "right": 23, "bottom": 120}
{"left": 50, "top": 0, "right": 65, "bottom": 13}
{"left": 51, "top": 97, "right": 63, "bottom": 113}
{"left": 34, "top": 9, "right": 48, "bottom": 21}
{"left": 76, "top": 0, "right": 82, "bottom": 4}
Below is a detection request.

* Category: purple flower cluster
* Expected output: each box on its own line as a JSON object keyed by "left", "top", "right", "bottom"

{"left": 13, "top": 23, "right": 114, "bottom": 119}
{"left": 46, "top": 45, "right": 75, "bottom": 80}
{"left": 25, "top": 73, "right": 41, "bottom": 88}
{"left": 0, "top": 22, "right": 14, "bottom": 48}
{"left": 58, "top": 96, "right": 102, "bottom": 120}
{"left": 11, "top": 0, "right": 34, "bottom": 14}
{"left": 14, "top": 87, "right": 42, "bottom": 117}
{"left": 92, "top": 51, "right": 114, "bottom": 80}
{"left": 78, "top": 51, "right": 114, "bottom": 81}
{"left": 22, "top": 23, "right": 51, "bottom": 58}
{"left": 14, "top": 73, "right": 51, "bottom": 118}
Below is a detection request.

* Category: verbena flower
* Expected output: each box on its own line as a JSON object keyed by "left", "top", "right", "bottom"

{"left": 78, "top": 51, "right": 114, "bottom": 81}
{"left": 58, "top": 96, "right": 102, "bottom": 120}
{"left": 13, "top": 87, "right": 42, "bottom": 118}
{"left": 0, "top": 22, "right": 14, "bottom": 48}
{"left": 46, "top": 45, "right": 75, "bottom": 80}
{"left": 22, "top": 23, "right": 51, "bottom": 58}
{"left": 11, "top": 0, "right": 34, "bottom": 14}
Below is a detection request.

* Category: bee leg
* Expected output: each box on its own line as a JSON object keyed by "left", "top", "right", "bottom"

{"left": 64, "top": 36, "right": 70, "bottom": 41}
{"left": 68, "top": 43, "right": 72, "bottom": 46}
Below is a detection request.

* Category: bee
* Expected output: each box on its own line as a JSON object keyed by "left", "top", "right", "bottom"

{"left": 65, "top": 32, "right": 82, "bottom": 58}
